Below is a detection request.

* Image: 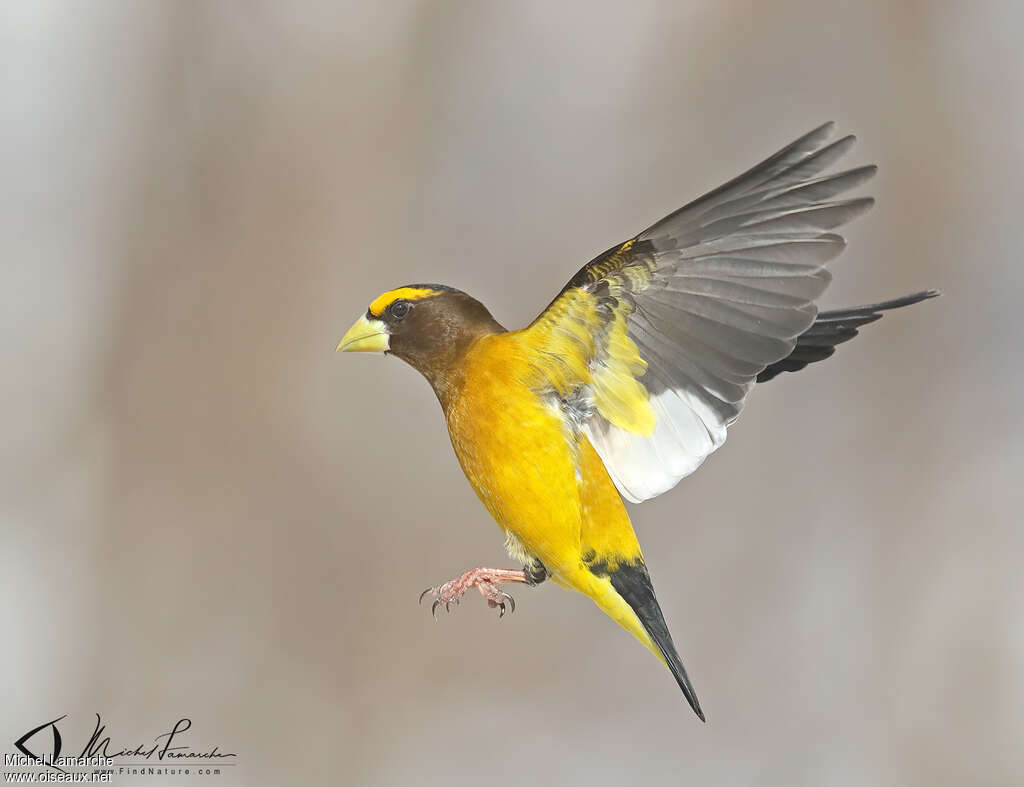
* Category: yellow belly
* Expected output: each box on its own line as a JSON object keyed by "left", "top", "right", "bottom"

{"left": 443, "top": 332, "right": 643, "bottom": 585}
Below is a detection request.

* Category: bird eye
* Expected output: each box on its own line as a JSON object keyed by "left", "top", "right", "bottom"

{"left": 389, "top": 300, "right": 410, "bottom": 320}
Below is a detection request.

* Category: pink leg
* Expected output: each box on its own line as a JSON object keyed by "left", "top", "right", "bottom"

{"left": 419, "top": 567, "right": 530, "bottom": 619}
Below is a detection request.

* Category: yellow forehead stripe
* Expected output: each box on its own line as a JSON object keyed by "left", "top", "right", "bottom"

{"left": 368, "top": 287, "right": 440, "bottom": 317}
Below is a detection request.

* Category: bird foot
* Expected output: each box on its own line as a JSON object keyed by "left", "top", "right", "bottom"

{"left": 419, "top": 567, "right": 528, "bottom": 619}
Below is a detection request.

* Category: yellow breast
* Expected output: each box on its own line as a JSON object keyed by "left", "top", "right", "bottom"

{"left": 443, "top": 331, "right": 643, "bottom": 582}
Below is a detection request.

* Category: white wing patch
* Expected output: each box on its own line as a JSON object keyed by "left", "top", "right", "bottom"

{"left": 584, "top": 387, "right": 728, "bottom": 503}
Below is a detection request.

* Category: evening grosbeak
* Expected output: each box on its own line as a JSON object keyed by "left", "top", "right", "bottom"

{"left": 338, "top": 124, "right": 937, "bottom": 720}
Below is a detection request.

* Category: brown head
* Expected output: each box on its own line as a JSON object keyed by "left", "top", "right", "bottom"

{"left": 337, "top": 285, "right": 505, "bottom": 403}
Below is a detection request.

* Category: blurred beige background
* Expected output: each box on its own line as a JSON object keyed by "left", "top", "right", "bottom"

{"left": 2, "top": 2, "right": 1021, "bottom": 786}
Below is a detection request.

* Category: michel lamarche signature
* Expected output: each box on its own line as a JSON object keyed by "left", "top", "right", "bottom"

{"left": 12, "top": 714, "right": 236, "bottom": 773}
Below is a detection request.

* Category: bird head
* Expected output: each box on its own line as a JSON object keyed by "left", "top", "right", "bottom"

{"left": 337, "top": 285, "right": 504, "bottom": 392}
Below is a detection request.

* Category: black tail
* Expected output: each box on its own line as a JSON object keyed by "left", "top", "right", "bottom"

{"left": 607, "top": 560, "right": 705, "bottom": 721}
{"left": 757, "top": 290, "right": 940, "bottom": 383}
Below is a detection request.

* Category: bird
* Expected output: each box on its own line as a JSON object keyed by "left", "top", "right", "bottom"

{"left": 337, "top": 123, "right": 937, "bottom": 721}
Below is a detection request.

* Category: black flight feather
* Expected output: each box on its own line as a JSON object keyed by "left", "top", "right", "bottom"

{"left": 756, "top": 290, "right": 940, "bottom": 382}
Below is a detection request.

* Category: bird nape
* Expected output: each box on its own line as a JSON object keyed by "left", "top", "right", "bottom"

{"left": 337, "top": 123, "right": 938, "bottom": 722}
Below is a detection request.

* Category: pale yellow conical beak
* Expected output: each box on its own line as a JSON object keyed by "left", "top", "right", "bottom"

{"left": 337, "top": 314, "right": 390, "bottom": 353}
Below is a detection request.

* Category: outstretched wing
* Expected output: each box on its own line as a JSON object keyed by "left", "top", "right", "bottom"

{"left": 520, "top": 123, "right": 876, "bottom": 502}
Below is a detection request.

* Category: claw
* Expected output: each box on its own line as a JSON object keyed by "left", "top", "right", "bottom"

{"left": 431, "top": 600, "right": 441, "bottom": 620}
{"left": 495, "top": 592, "right": 515, "bottom": 618}
{"left": 419, "top": 587, "right": 433, "bottom": 605}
